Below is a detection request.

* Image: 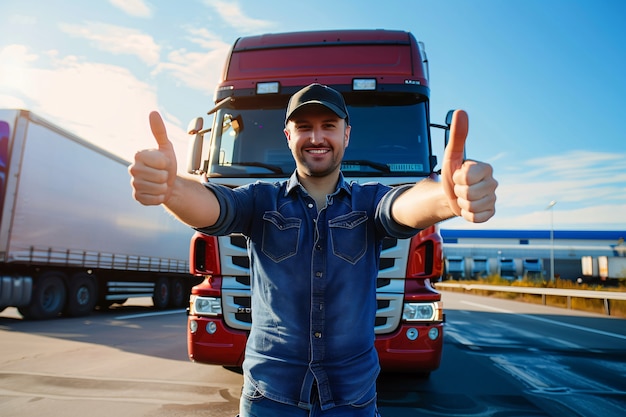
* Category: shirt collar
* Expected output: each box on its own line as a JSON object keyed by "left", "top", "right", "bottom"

{"left": 285, "top": 170, "right": 352, "bottom": 197}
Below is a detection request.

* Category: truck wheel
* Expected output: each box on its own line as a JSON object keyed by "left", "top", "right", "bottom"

{"left": 152, "top": 277, "right": 170, "bottom": 309}
{"left": 18, "top": 272, "right": 67, "bottom": 320}
{"left": 170, "top": 279, "right": 185, "bottom": 308}
{"left": 64, "top": 272, "right": 97, "bottom": 317}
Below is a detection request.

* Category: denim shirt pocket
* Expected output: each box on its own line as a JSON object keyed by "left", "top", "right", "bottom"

{"left": 329, "top": 211, "right": 368, "bottom": 265}
{"left": 261, "top": 211, "right": 302, "bottom": 262}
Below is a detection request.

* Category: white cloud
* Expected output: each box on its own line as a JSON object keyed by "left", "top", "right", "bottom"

{"left": 450, "top": 202, "right": 626, "bottom": 231}
{"left": 0, "top": 44, "right": 188, "bottom": 170}
{"left": 497, "top": 150, "right": 626, "bottom": 209}
{"left": 524, "top": 150, "right": 626, "bottom": 181}
{"left": 486, "top": 151, "right": 507, "bottom": 164}
{"left": 185, "top": 27, "right": 228, "bottom": 50}
{"left": 203, "top": 0, "right": 273, "bottom": 33}
{"left": 9, "top": 14, "right": 38, "bottom": 25}
{"left": 0, "top": 94, "right": 26, "bottom": 109}
{"left": 108, "top": 0, "right": 152, "bottom": 18}
{"left": 445, "top": 150, "right": 626, "bottom": 231}
{"left": 153, "top": 27, "right": 231, "bottom": 92}
{"left": 59, "top": 22, "right": 160, "bottom": 66}
{"left": 155, "top": 47, "right": 230, "bottom": 93}
{"left": 0, "top": 44, "right": 39, "bottom": 91}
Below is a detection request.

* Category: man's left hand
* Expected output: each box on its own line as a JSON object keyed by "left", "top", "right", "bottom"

{"left": 441, "top": 110, "right": 498, "bottom": 223}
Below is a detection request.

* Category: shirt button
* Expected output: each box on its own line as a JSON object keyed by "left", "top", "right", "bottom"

{"left": 314, "top": 332, "right": 322, "bottom": 338}
{"left": 308, "top": 203, "right": 314, "bottom": 209}
{"left": 315, "top": 272, "right": 322, "bottom": 278}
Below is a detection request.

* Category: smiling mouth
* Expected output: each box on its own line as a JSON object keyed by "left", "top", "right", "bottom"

{"left": 306, "top": 148, "right": 330, "bottom": 155}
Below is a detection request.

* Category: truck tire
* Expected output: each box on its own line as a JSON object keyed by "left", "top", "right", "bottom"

{"left": 64, "top": 272, "right": 97, "bottom": 317}
{"left": 152, "top": 277, "right": 170, "bottom": 309}
{"left": 18, "top": 272, "right": 67, "bottom": 320}
{"left": 170, "top": 279, "right": 185, "bottom": 308}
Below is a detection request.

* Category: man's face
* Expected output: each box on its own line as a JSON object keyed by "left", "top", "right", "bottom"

{"left": 284, "top": 105, "right": 351, "bottom": 179}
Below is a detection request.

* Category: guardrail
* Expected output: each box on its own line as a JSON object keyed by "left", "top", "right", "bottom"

{"left": 435, "top": 282, "right": 626, "bottom": 316}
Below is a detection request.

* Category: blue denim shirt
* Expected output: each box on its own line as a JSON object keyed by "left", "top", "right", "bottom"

{"left": 197, "top": 172, "right": 418, "bottom": 411}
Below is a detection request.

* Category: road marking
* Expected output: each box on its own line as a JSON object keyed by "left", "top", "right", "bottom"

{"left": 0, "top": 370, "right": 218, "bottom": 387}
{"left": 490, "top": 356, "right": 551, "bottom": 389}
{"left": 114, "top": 309, "right": 186, "bottom": 320}
{"left": 460, "top": 300, "right": 626, "bottom": 341}
{"left": 0, "top": 387, "right": 200, "bottom": 405}
{"left": 444, "top": 328, "right": 475, "bottom": 347}
{"left": 460, "top": 301, "right": 522, "bottom": 314}
{"left": 490, "top": 355, "right": 619, "bottom": 393}
{"left": 547, "top": 337, "right": 583, "bottom": 349}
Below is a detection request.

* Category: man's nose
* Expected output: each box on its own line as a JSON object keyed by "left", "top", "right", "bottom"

{"left": 310, "top": 127, "right": 323, "bottom": 144}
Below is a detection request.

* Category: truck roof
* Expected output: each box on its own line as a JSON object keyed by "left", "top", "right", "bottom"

{"left": 221, "top": 29, "right": 428, "bottom": 90}
{"left": 233, "top": 29, "right": 413, "bottom": 50}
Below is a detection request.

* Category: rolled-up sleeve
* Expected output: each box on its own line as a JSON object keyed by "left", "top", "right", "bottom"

{"left": 376, "top": 184, "right": 421, "bottom": 239}
{"left": 194, "top": 182, "right": 242, "bottom": 236}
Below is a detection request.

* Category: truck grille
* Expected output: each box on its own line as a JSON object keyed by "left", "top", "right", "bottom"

{"left": 219, "top": 235, "right": 408, "bottom": 334}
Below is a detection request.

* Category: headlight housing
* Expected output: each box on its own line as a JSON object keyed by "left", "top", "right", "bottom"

{"left": 190, "top": 295, "right": 222, "bottom": 316}
{"left": 402, "top": 301, "right": 443, "bottom": 322}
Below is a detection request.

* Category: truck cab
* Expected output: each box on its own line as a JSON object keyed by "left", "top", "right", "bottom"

{"left": 186, "top": 29, "right": 447, "bottom": 374}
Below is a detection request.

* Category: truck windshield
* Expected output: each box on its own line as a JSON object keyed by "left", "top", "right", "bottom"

{"left": 208, "top": 97, "right": 431, "bottom": 178}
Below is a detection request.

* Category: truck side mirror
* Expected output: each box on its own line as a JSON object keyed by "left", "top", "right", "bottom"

{"left": 443, "top": 109, "right": 466, "bottom": 160}
{"left": 429, "top": 155, "right": 438, "bottom": 173}
{"left": 430, "top": 109, "right": 466, "bottom": 174}
{"left": 444, "top": 110, "right": 455, "bottom": 147}
{"left": 187, "top": 117, "right": 205, "bottom": 174}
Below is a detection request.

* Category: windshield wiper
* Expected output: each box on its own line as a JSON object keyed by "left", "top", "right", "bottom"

{"left": 342, "top": 160, "right": 391, "bottom": 173}
{"left": 227, "top": 162, "right": 285, "bottom": 174}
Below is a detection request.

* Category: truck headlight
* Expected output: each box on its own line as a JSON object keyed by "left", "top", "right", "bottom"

{"left": 191, "top": 296, "right": 222, "bottom": 316}
{"left": 402, "top": 301, "right": 443, "bottom": 322}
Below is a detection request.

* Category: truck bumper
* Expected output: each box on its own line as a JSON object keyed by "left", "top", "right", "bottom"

{"left": 187, "top": 317, "right": 443, "bottom": 373}
{"left": 375, "top": 323, "right": 444, "bottom": 373}
{"left": 187, "top": 316, "right": 247, "bottom": 366}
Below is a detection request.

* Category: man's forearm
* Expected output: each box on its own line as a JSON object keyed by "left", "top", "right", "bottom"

{"left": 163, "top": 176, "right": 221, "bottom": 229}
{"left": 390, "top": 179, "right": 456, "bottom": 229}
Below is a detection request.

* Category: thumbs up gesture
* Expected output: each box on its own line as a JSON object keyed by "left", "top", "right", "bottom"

{"left": 441, "top": 110, "right": 497, "bottom": 223}
{"left": 129, "top": 111, "right": 178, "bottom": 205}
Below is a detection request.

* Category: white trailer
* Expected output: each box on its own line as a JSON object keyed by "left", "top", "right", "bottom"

{"left": 580, "top": 255, "right": 626, "bottom": 283}
{"left": 0, "top": 109, "right": 198, "bottom": 319}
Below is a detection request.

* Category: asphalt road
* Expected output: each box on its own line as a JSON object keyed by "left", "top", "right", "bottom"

{"left": 1, "top": 292, "right": 625, "bottom": 417}
{"left": 379, "top": 291, "right": 626, "bottom": 417}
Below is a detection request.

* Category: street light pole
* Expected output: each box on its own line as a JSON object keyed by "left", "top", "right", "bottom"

{"left": 546, "top": 200, "right": 557, "bottom": 282}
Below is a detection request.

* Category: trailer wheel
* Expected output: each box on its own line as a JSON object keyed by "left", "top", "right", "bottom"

{"left": 170, "top": 279, "right": 185, "bottom": 308}
{"left": 18, "top": 272, "right": 67, "bottom": 320}
{"left": 152, "top": 277, "right": 170, "bottom": 309}
{"left": 64, "top": 273, "right": 97, "bottom": 317}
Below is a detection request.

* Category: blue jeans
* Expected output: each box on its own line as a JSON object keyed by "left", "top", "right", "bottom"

{"left": 239, "top": 397, "right": 380, "bottom": 417}
{"left": 238, "top": 382, "right": 380, "bottom": 417}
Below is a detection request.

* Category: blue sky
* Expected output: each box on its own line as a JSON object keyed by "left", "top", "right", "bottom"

{"left": 0, "top": 0, "right": 624, "bottom": 232}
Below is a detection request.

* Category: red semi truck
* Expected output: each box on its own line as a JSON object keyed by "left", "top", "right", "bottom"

{"left": 185, "top": 29, "right": 451, "bottom": 374}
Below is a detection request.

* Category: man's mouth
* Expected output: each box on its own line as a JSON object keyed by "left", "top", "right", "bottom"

{"left": 306, "top": 148, "right": 330, "bottom": 155}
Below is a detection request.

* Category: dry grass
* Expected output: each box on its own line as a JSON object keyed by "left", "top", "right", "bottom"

{"left": 441, "top": 276, "right": 626, "bottom": 318}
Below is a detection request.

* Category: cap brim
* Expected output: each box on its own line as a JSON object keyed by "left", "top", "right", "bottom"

{"left": 286, "top": 100, "right": 348, "bottom": 122}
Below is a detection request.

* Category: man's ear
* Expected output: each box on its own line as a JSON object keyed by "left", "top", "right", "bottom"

{"left": 284, "top": 127, "right": 292, "bottom": 147}
{"left": 344, "top": 124, "right": 351, "bottom": 148}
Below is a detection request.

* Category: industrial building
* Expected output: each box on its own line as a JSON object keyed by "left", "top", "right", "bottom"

{"left": 440, "top": 229, "right": 625, "bottom": 281}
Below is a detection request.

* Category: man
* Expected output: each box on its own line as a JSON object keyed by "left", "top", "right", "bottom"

{"left": 129, "top": 83, "right": 498, "bottom": 416}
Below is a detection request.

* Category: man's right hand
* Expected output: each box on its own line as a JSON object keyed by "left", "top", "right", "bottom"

{"left": 129, "top": 111, "right": 178, "bottom": 206}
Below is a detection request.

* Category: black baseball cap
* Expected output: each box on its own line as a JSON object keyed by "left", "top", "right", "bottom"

{"left": 285, "top": 83, "right": 349, "bottom": 124}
